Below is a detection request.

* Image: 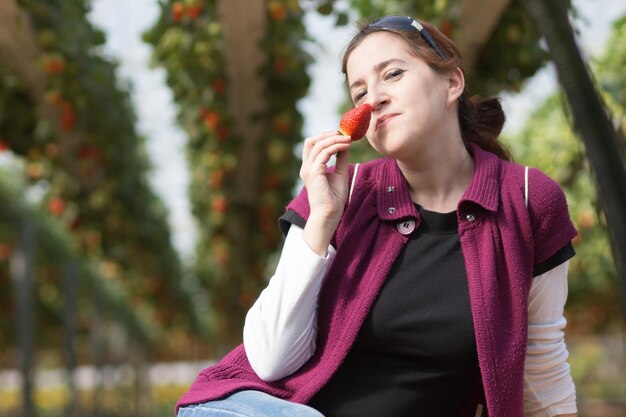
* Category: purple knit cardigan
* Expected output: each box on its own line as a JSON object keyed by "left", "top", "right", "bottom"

{"left": 176, "top": 145, "right": 577, "bottom": 417}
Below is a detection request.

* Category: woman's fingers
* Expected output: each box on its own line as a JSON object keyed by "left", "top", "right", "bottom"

{"left": 298, "top": 132, "right": 353, "bottom": 224}
{"left": 302, "top": 131, "right": 350, "bottom": 162}
{"left": 301, "top": 132, "right": 351, "bottom": 177}
{"left": 334, "top": 149, "right": 350, "bottom": 177}
{"left": 311, "top": 141, "right": 351, "bottom": 167}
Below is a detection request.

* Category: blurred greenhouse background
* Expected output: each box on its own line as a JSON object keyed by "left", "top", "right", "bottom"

{"left": 1, "top": 0, "right": 625, "bottom": 416}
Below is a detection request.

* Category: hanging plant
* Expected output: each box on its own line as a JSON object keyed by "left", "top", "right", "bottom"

{"left": 146, "top": 0, "right": 311, "bottom": 346}
{"left": 0, "top": 0, "right": 210, "bottom": 356}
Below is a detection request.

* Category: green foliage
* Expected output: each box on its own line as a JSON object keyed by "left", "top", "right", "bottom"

{"left": 345, "top": 0, "right": 451, "bottom": 21}
{"left": 470, "top": 2, "right": 549, "bottom": 95}
{"left": 569, "top": 334, "right": 626, "bottom": 403}
{"left": 593, "top": 15, "right": 626, "bottom": 141}
{"left": 503, "top": 94, "right": 620, "bottom": 331}
{"left": 145, "top": 0, "right": 311, "bottom": 346}
{"left": 502, "top": 13, "right": 626, "bottom": 330}
{"left": 0, "top": 0, "right": 210, "bottom": 356}
{"left": 0, "top": 170, "right": 159, "bottom": 347}
{"left": 0, "top": 71, "right": 37, "bottom": 154}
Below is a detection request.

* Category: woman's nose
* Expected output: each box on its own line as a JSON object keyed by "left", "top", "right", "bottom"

{"left": 367, "top": 87, "right": 389, "bottom": 111}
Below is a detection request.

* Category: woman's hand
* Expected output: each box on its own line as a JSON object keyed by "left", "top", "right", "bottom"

{"left": 299, "top": 131, "right": 352, "bottom": 256}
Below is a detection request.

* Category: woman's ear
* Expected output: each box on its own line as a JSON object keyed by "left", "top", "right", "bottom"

{"left": 447, "top": 67, "right": 465, "bottom": 105}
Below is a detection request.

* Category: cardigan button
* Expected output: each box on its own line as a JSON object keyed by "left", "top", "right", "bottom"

{"left": 388, "top": 207, "right": 396, "bottom": 214}
{"left": 466, "top": 213, "right": 476, "bottom": 222}
{"left": 397, "top": 219, "right": 416, "bottom": 235}
{"left": 387, "top": 186, "right": 395, "bottom": 192}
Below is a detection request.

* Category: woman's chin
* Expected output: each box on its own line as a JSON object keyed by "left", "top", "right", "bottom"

{"left": 371, "top": 142, "right": 407, "bottom": 159}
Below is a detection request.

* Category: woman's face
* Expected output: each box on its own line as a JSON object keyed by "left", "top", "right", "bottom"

{"left": 346, "top": 32, "right": 459, "bottom": 159}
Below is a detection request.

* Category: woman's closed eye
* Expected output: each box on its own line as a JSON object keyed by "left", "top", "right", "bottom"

{"left": 384, "top": 68, "right": 405, "bottom": 81}
{"left": 353, "top": 90, "right": 367, "bottom": 103}
{"left": 352, "top": 69, "right": 405, "bottom": 103}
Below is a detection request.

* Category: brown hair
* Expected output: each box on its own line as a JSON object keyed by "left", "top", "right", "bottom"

{"left": 341, "top": 19, "right": 513, "bottom": 161}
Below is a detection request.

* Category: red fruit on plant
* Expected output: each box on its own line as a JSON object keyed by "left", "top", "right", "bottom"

{"left": 440, "top": 19, "right": 454, "bottom": 37}
{"left": 44, "top": 90, "right": 63, "bottom": 106}
{"left": 208, "top": 170, "right": 225, "bottom": 188}
{"left": 217, "top": 126, "right": 228, "bottom": 141}
{"left": 268, "top": 3, "right": 287, "bottom": 21}
{"left": 187, "top": 5, "right": 202, "bottom": 19}
{"left": 0, "top": 243, "right": 12, "bottom": 261}
{"left": 48, "top": 198, "right": 65, "bottom": 216}
{"left": 211, "top": 195, "right": 228, "bottom": 213}
{"left": 44, "top": 143, "right": 59, "bottom": 158}
{"left": 78, "top": 146, "right": 103, "bottom": 161}
{"left": 272, "top": 115, "right": 291, "bottom": 134}
{"left": 212, "top": 78, "right": 225, "bottom": 94}
{"left": 274, "top": 58, "right": 287, "bottom": 73}
{"left": 172, "top": 2, "right": 185, "bottom": 22}
{"left": 201, "top": 110, "right": 220, "bottom": 130}
{"left": 339, "top": 103, "right": 372, "bottom": 141}
{"left": 61, "top": 106, "right": 76, "bottom": 131}
{"left": 43, "top": 55, "right": 66, "bottom": 74}
{"left": 26, "top": 163, "right": 43, "bottom": 180}
{"left": 262, "top": 173, "right": 283, "bottom": 190}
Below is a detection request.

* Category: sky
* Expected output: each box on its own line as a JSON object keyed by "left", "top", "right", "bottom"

{"left": 80, "top": 0, "right": 625, "bottom": 260}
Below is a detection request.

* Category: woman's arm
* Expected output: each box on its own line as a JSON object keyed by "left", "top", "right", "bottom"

{"left": 524, "top": 260, "right": 578, "bottom": 417}
{"left": 244, "top": 131, "right": 351, "bottom": 380}
{"left": 243, "top": 224, "right": 334, "bottom": 381}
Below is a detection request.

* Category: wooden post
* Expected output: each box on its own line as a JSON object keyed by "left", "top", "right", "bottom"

{"left": 132, "top": 342, "right": 150, "bottom": 417}
{"left": 10, "top": 219, "right": 37, "bottom": 417}
{"left": 217, "top": 0, "right": 267, "bottom": 186}
{"left": 91, "top": 290, "right": 103, "bottom": 417}
{"left": 64, "top": 261, "right": 79, "bottom": 417}
{"left": 215, "top": 0, "right": 268, "bottom": 343}
{"left": 456, "top": 0, "right": 512, "bottom": 69}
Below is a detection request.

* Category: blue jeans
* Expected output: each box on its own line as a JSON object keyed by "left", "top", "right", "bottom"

{"left": 177, "top": 390, "right": 325, "bottom": 417}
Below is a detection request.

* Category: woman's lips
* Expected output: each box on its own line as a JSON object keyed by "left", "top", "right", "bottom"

{"left": 375, "top": 113, "right": 398, "bottom": 130}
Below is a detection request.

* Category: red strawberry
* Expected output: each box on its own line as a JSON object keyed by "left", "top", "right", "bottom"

{"left": 339, "top": 103, "right": 371, "bottom": 141}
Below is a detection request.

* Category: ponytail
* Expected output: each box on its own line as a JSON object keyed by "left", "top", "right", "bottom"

{"left": 458, "top": 95, "right": 513, "bottom": 161}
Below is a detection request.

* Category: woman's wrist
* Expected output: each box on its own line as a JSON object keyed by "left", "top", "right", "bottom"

{"left": 302, "top": 213, "right": 340, "bottom": 257}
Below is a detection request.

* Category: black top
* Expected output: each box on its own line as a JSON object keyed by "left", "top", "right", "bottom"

{"left": 278, "top": 207, "right": 574, "bottom": 417}
{"left": 308, "top": 206, "right": 478, "bottom": 417}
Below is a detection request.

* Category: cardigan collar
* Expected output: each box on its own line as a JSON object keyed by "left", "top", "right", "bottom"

{"left": 459, "top": 144, "right": 501, "bottom": 212}
{"left": 375, "top": 144, "right": 501, "bottom": 221}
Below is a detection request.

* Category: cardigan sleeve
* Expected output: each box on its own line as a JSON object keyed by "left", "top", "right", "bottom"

{"left": 279, "top": 185, "right": 311, "bottom": 236}
{"left": 279, "top": 209, "right": 307, "bottom": 237}
{"left": 526, "top": 168, "right": 578, "bottom": 265}
{"left": 533, "top": 242, "right": 575, "bottom": 277}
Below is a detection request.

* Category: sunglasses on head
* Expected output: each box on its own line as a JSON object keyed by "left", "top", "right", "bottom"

{"left": 370, "top": 16, "right": 448, "bottom": 60}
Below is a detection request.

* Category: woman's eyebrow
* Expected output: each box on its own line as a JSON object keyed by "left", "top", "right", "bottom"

{"left": 349, "top": 58, "right": 408, "bottom": 92}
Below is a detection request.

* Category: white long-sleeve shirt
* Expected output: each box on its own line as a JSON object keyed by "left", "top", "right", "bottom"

{"left": 243, "top": 225, "right": 577, "bottom": 416}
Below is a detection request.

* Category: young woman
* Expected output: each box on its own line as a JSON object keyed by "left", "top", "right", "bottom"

{"left": 176, "top": 16, "right": 578, "bottom": 417}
